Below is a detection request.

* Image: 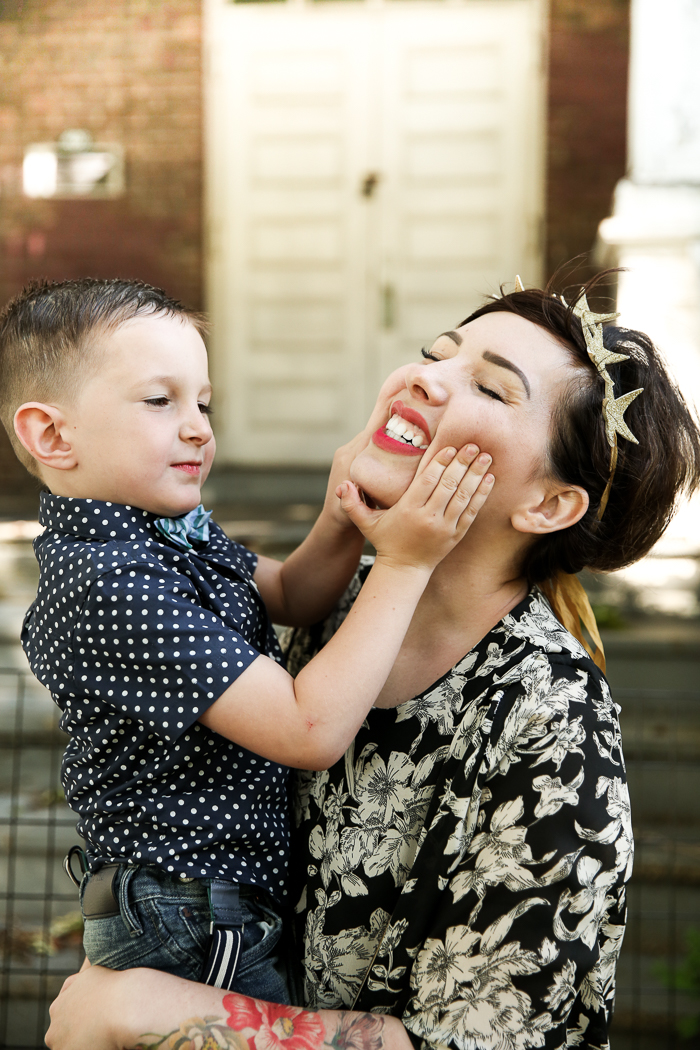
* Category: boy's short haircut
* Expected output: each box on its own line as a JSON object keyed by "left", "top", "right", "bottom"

{"left": 0, "top": 277, "right": 209, "bottom": 476}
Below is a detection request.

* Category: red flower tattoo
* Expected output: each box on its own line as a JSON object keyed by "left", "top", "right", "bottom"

{"left": 223, "top": 997, "right": 325, "bottom": 1050}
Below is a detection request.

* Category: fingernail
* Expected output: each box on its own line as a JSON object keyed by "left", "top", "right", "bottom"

{"left": 478, "top": 453, "right": 492, "bottom": 466}
{"left": 484, "top": 473, "right": 494, "bottom": 484}
{"left": 465, "top": 444, "right": 478, "bottom": 457}
{"left": 443, "top": 447, "right": 457, "bottom": 460}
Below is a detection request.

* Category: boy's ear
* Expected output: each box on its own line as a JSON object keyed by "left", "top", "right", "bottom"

{"left": 511, "top": 482, "right": 589, "bottom": 536}
{"left": 13, "top": 402, "right": 77, "bottom": 472}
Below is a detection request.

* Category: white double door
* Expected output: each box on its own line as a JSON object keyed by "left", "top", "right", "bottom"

{"left": 205, "top": 0, "right": 544, "bottom": 465}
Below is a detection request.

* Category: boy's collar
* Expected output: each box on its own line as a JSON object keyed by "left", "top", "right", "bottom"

{"left": 38, "top": 492, "right": 168, "bottom": 544}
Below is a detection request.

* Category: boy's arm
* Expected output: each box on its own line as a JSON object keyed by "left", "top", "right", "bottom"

{"left": 252, "top": 436, "right": 365, "bottom": 628}
{"left": 45, "top": 966, "right": 414, "bottom": 1050}
{"left": 200, "top": 443, "right": 493, "bottom": 770}
{"left": 254, "top": 368, "right": 410, "bottom": 627}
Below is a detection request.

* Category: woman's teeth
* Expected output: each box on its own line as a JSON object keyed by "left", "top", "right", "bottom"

{"left": 385, "top": 414, "right": 428, "bottom": 448}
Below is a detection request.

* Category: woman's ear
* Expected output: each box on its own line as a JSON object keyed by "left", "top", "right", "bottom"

{"left": 13, "top": 402, "right": 77, "bottom": 471}
{"left": 511, "top": 483, "right": 589, "bottom": 535}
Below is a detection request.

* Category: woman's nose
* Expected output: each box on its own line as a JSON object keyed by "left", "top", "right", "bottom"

{"left": 405, "top": 362, "right": 449, "bottom": 406}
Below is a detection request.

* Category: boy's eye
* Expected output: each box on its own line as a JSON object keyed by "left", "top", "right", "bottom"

{"left": 477, "top": 384, "right": 505, "bottom": 403}
{"left": 144, "top": 396, "right": 170, "bottom": 407}
{"left": 198, "top": 403, "right": 213, "bottom": 415}
{"left": 421, "top": 347, "right": 440, "bottom": 362}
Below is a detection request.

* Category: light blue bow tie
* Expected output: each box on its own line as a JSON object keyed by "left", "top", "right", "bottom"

{"left": 153, "top": 504, "right": 213, "bottom": 551}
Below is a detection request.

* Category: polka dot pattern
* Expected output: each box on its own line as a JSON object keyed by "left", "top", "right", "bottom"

{"left": 22, "top": 494, "right": 289, "bottom": 898}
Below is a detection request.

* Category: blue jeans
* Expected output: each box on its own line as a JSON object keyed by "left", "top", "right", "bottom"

{"left": 81, "top": 866, "right": 294, "bottom": 1004}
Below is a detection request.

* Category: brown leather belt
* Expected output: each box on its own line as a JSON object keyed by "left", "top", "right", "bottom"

{"left": 81, "top": 863, "right": 121, "bottom": 919}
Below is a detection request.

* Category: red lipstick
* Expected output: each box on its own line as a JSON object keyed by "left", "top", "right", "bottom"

{"left": 371, "top": 400, "right": 431, "bottom": 457}
{"left": 391, "top": 401, "right": 431, "bottom": 437}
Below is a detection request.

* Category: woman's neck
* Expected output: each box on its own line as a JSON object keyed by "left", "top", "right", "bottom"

{"left": 372, "top": 529, "right": 532, "bottom": 709}
{"left": 421, "top": 520, "right": 530, "bottom": 627}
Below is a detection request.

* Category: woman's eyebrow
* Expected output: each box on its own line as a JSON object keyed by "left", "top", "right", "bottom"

{"left": 481, "top": 350, "right": 531, "bottom": 398}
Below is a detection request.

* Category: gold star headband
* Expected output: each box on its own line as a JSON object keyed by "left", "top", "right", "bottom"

{"left": 513, "top": 277, "right": 644, "bottom": 519}
{"left": 571, "top": 292, "right": 643, "bottom": 518}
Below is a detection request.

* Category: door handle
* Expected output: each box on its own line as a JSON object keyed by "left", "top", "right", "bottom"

{"left": 360, "top": 171, "right": 380, "bottom": 198}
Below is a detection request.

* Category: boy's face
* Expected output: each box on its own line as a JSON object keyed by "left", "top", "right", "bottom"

{"left": 64, "top": 314, "right": 215, "bottom": 517}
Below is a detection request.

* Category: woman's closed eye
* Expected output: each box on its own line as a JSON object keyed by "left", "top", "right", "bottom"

{"left": 477, "top": 383, "right": 505, "bottom": 403}
{"left": 421, "top": 346, "right": 507, "bottom": 402}
{"left": 198, "top": 402, "right": 213, "bottom": 416}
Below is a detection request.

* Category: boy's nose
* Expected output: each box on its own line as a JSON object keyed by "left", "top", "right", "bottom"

{"left": 182, "top": 409, "right": 213, "bottom": 444}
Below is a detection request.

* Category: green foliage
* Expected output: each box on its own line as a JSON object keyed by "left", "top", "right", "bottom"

{"left": 590, "top": 603, "right": 626, "bottom": 631}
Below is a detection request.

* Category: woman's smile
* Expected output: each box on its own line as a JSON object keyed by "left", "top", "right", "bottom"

{"left": 372, "top": 400, "right": 431, "bottom": 457}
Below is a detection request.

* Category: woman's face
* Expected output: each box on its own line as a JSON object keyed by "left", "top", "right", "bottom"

{"left": 350, "top": 311, "right": 579, "bottom": 526}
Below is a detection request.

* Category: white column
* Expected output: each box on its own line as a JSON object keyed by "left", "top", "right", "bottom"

{"left": 597, "top": 0, "right": 700, "bottom": 567}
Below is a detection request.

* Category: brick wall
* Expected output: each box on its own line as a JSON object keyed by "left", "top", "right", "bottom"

{"left": 547, "top": 0, "right": 630, "bottom": 279}
{"left": 0, "top": 0, "right": 203, "bottom": 499}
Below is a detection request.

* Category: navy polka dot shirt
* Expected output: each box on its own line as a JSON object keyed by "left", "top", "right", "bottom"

{"left": 22, "top": 494, "right": 290, "bottom": 899}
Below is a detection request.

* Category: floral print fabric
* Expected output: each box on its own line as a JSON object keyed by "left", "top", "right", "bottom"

{"left": 286, "top": 561, "right": 632, "bottom": 1050}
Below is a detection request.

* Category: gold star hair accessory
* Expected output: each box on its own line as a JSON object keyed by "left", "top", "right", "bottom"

{"left": 570, "top": 292, "right": 644, "bottom": 519}
{"left": 514, "top": 274, "right": 525, "bottom": 292}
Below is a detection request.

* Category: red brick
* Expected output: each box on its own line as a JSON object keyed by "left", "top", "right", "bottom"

{"left": 546, "top": 0, "right": 630, "bottom": 280}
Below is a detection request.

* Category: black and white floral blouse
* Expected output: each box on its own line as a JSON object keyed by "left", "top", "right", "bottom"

{"left": 286, "top": 560, "right": 632, "bottom": 1050}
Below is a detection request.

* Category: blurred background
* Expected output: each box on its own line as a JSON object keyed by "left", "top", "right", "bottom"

{"left": 0, "top": 0, "right": 699, "bottom": 1046}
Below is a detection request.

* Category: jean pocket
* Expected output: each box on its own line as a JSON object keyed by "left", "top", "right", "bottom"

{"left": 145, "top": 895, "right": 211, "bottom": 978}
{"left": 83, "top": 913, "right": 155, "bottom": 970}
{"left": 235, "top": 907, "right": 291, "bottom": 1003}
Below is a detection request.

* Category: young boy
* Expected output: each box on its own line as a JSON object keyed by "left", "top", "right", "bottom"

{"left": 0, "top": 278, "right": 492, "bottom": 1002}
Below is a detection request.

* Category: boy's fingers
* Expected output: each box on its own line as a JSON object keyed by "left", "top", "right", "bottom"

{"left": 336, "top": 481, "right": 379, "bottom": 532}
{"left": 412, "top": 434, "right": 454, "bottom": 479}
{"left": 406, "top": 445, "right": 464, "bottom": 506}
{"left": 419, "top": 444, "right": 484, "bottom": 511}
{"left": 434, "top": 449, "right": 492, "bottom": 521}
{"left": 451, "top": 470, "right": 495, "bottom": 531}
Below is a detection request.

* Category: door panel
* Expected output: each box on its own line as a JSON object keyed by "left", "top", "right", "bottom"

{"left": 205, "top": 0, "right": 544, "bottom": 465}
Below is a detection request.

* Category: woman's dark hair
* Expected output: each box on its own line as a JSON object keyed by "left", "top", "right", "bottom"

{"left": 460, "top": 271, "right": 700, "bottom": 583}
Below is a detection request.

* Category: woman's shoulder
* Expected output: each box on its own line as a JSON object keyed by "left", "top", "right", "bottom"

{"left": 497, "top": 586, "right": 591, "bottom": 662}
{"left": 492, "top": 587, "right": 611, "bottom": 694}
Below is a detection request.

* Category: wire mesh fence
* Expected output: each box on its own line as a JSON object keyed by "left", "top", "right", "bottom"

{"left": 0, "top": 668, "right": 84, "bottom": 1049}
{"left": 610, "top": 687, "right": 700, "bottom": 1050}
{"left": 0, "top": 672, "right": 698, "bottom": 1048}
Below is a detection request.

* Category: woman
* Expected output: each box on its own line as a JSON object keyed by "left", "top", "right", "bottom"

{"left": 46, "top": 276, "right": 700, "bottom": 1050}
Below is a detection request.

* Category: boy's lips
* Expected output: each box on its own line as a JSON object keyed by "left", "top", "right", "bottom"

{"left": 371, "top": 399, "right": 431, "bottom": 457}
{"left": 172, "top": 462, "right": 202, "bottom": 475}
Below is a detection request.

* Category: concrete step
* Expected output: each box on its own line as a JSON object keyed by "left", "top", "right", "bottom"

{"left": 625, "top": 880, "right": 700, "bottom": 950}
{"left": 632, "top": 824, "right": 700, "bottom": 887}
{"left": 604, "top": 628, "right": 700, "bottom": 694}
{"left": 626, "top": 759, "right": 700, "bottom": 826}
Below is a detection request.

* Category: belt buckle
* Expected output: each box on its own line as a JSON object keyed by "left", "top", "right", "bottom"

{"left": 63, "top": 845, "right": 89, "bottom": 888}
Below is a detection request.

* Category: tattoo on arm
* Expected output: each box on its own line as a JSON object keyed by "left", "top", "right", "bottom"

{"left": 132, "top": 997, "right": 387, "bottom": 1050}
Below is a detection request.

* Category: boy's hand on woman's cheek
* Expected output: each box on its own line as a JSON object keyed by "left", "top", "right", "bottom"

{"left": 322, "top": 366, "right": 412, "bottom": 531}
